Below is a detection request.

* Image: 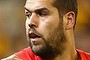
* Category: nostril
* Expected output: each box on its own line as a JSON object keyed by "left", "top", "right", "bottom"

{"left": 28, "top": 23, "right": 36, "bottom": 28}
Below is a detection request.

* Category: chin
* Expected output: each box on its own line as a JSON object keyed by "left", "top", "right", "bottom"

{"left": 31, "top": 44, "right": 43, "bottom": 52}
{"left": 31, "top": 44, "right": 47, "bottom": 56}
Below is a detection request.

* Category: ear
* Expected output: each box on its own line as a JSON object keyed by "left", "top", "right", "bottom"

{"left": 64, "top": 11, "right": 75, "bottom": 30}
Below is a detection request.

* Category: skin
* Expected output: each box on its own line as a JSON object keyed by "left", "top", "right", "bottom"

{"left": 25, "top": 0, "right": 66, "bottom": 59}
{"left": 1, "top": 55, "right": 22, "bottom": 60}
{"left": 2, "top": 0, "right": 80, "bottom": 60}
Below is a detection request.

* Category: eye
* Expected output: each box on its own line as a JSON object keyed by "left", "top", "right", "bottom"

{"left": 25, "top": 12, "right": 32, "bottom": 18}
{"left": 38, "top": 10, "right": 48, "bottom": 16}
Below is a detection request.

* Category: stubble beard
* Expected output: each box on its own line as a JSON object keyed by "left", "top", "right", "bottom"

{"left": 28, "top": 20, "right": 66, "bottom": 59}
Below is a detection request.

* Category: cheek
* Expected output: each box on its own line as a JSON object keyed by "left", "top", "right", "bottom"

{"left": 38, "top": 22, "right": 50, "bottom": 39}
{"left": 38, "top": 18, "right": 59, "bottom": 39}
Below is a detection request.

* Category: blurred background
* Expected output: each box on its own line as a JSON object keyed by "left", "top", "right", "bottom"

{"left": 0, "top": 0, "right": 90, "bottom": 59}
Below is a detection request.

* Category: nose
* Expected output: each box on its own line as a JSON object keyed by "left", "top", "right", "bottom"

{"left": 27, "top": 13, "right": 39, "bottom": 28}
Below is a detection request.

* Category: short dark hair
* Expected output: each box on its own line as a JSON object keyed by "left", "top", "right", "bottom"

{"left": 53, "top": 0, "right": 78, "bottom": 28}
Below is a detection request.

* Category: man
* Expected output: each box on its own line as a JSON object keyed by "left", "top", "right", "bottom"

{"left": 2, "top": 0, "right": 90, "bottom": 60}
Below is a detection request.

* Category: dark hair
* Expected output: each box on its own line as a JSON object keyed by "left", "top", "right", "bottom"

{"left": 53, "top": 0, "right": 78, "bottom": 28}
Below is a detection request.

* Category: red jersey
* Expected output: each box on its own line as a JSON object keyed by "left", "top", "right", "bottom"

{"left": 77, "top": 49, "right": 90, "bottom": 60}
{"left": 15, "top": 47, "right": 90, "bottom": 60}
{"left": 15, "top": 47, "right": 42, "bottom": 60}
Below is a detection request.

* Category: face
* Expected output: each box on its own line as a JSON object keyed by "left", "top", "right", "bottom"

{"left": 25, "top": 0, "right": 66, "bottom": 58}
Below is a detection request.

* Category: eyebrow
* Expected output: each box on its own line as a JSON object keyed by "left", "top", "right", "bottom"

{"left": 24, "top": 7, "right": 31, "bottom": 13}
{"left": 24, "top": 7, "right": 49, "bottom": 13}
{"left": 35, "top": 8, "right": 49, "bottom": 12}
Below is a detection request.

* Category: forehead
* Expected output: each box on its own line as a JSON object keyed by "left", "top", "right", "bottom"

{"left": 26, "top": 0, "right": 53, "bottom": 4}
{"left": 25, "top": 0, "right": 54, "bottom": 11}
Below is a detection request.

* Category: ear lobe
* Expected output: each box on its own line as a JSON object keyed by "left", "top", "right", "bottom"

{"left": 65, "top": 12, "right": 75, "bottom": 30}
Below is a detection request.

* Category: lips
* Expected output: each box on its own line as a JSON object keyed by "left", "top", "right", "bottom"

{"left": 29, "top": 32, "right": 41, "bottom": 39}
{"left": 28, "top": 31, "right": 44, "bottom": 45}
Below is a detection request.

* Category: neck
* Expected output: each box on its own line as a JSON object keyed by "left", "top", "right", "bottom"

{"left": 43, "top": 40, "right": 78, "bottom": 60}
{"left": 43, "top": 47, "right": 78, "bottom": 60}
{"left": 43, "top": 30, "right": 79, "bottom": 60}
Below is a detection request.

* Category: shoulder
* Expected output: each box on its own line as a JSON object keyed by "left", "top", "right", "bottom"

{"left": 1, "top": 47, "right": 31, "bottom": 60}
{"left": 77, "top": 49, "right": 90, "bottom": 60}
{"left": 2, "top": 47, "right": 42, "bottom": 60}
{"left": 1, "top": 55, "right": 22, "bottom": 60}
{"left": 15, "top": 47, "right": 35, "bottom": 59}
{"left": 15, "top": 47, "right": 42, "bottom": 60}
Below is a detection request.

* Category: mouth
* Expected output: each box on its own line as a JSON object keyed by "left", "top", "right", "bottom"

{"left": 28, "top": 32, "right": 41, "bottom": 39}
{"left": 28, "top": 31, "right": 44, "bottom": 45}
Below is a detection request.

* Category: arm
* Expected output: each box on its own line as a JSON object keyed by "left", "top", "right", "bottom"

{"left": 1, "top": 55, "right": 22, "bottom": 60}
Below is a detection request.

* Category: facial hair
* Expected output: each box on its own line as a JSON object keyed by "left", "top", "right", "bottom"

{"left": 27, "top": 19, "right": 66, "bottom": 59}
